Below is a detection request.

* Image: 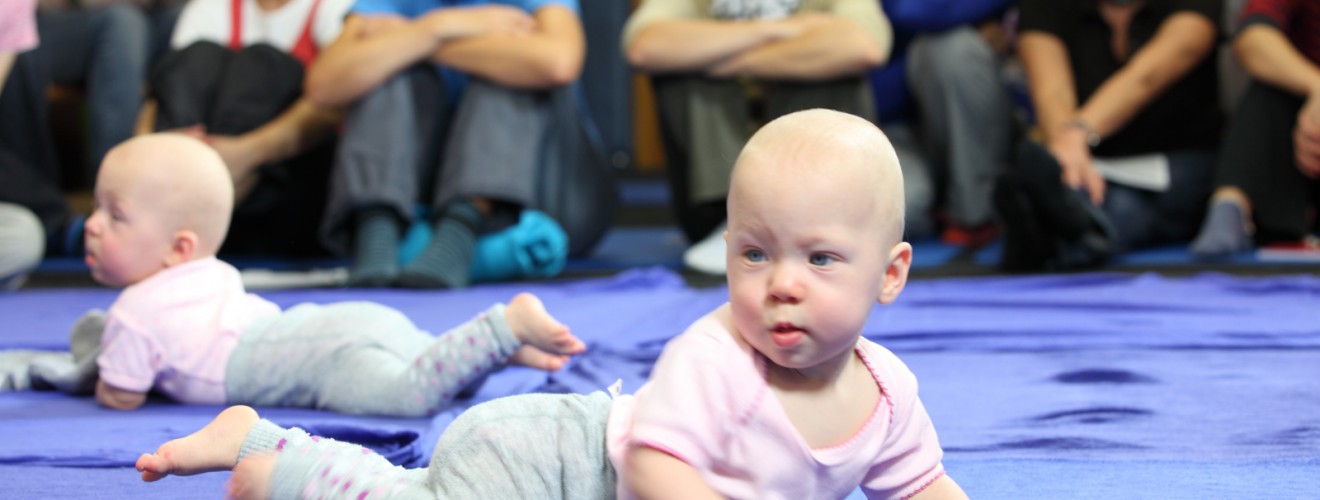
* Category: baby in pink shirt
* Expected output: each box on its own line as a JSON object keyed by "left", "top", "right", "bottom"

{"left": 86, "top": 133, "right": 586, "bottom": 415}
{"left": 134, "top": 110, "right": 965, "bottom": 499}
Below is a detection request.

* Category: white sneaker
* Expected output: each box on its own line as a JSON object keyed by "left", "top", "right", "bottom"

{"left": 683, "top": 222, "right": 727, "bottom": 275}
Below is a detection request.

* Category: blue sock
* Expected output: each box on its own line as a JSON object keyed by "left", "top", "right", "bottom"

{"left": 348, "top": 207, "right": 400, "bottom": 287}
{"left": 396, "top": 202, "right": 482, "bottom": 289}
{"left": 1190, "top": 200, "right": 1252, "bottom": 258}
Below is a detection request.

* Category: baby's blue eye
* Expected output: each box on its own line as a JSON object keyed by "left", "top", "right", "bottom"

{"left": 744, "top": 249, "right": 766, "bottom": 262}
{"left": 809, "top": 253, "right": 834, "bottom": 266}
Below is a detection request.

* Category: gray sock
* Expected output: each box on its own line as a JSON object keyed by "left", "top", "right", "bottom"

{"left": 348, "top": 207, "right": 400, "bottom": 287}
{"left": 396, "top": 202, "right": 482, "bottom": 289}
{"left": 1190, "top": 200, "right": 1253, "bottom": 257}
{"left": 244, "top": 420, "right": 425, "bottom": 500}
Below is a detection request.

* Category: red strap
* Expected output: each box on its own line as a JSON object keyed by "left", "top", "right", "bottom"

{"left": 289, "top": 0, "right": 324, "bottom": 67}
{"left": 228, "top": 0, "right": 243, "bottom": 51}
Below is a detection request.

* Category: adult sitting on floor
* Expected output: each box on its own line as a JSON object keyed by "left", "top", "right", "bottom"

{"left": 142, "top": 0, "right": 351, "bottom": 258}
{"left": 1190, "top": 0, "right": 1320, "bottom": 257}
{"left": 622, "top": 0, "right": 892, "bottom": 276}
{"left": 306, "top": 0, "right": 616, "bottom": 289}
{"left": 996, "top": 0, "right": 1222, "bottom": 271}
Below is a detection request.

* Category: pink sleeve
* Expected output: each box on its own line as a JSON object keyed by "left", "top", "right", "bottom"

{"left": 97, "top": 311, "right": 162, "bottom": 393}
{"left": 861, "top": 359, "right": 947, "bottom": 499}
{"left": 0, "top": 0, "right": 38, "bottom": 53}
{"left": 628, "top": 332, "right": 753, "bottom": 472}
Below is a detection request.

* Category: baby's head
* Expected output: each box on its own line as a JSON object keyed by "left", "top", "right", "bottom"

{"left": 84, "top": 133, "right": 234, "bottom": 287}
{"left": 724, "top": 109, "right": 911, "bottom": 376}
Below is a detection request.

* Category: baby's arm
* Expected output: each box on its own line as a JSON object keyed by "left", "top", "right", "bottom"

{"left": 95, "top": 380, "right": 147, "bottom": 410}
{"left": 624, "top": 445, "right": 723, "bottom": 500}
{"left": 907, "top": 475, "right": 968, "bottom": 500}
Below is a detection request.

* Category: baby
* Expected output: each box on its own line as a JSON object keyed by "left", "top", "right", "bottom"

{"left": 135, "top": 110, "right": 966, "bottom": 499}
{"left": 87, "top": 133, "right": 585, "bottom": 416}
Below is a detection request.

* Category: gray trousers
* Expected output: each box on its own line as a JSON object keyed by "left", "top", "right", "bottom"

{"left": 652, "top": 74, "right": 876, "bottom": 242}
{"left": 321, "top": 70, "right": 616, "bottom": 257}
{"left": 906, "top": 26, "right": 1015, "bottom": 228}
{"left": 225, "top": 302, "right": 520, "bottom": 417}
{"left": 242, "top": 392, "right": 617, "bottom": 500}
{"left": 322, "top": 70, "right": 544, "bottom": 253}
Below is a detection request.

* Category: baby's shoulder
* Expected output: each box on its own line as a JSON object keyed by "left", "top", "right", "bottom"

{"left": 855, "top": 339, "right": 920, "bottom": 397}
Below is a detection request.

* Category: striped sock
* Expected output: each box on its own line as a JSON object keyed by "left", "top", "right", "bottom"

{"left": 396, "top": 202, "right": 482, "bottom": 289}
{"left": 348, "top": 207, "right": 400, "bottom": 287}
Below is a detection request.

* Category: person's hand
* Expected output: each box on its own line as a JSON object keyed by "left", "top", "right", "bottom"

{"left": 204, "top": 134, "right": 262, "bottom": 199}
{"left": 1049, "top": 127, "right": 1106, "bottom": 204}
{"left": 1294, "top": 93, "right": 1320, "bottom": 179}
{"left": 418, "top": 5, "right": 534, "bottom": 40}
{"left": 355, "top": 14, "right": 408, "bottom": 39}
{"left": 976, "top": 17, "right": 1010, "bottom": 55}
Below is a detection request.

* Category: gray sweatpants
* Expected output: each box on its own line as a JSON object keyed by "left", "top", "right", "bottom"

{"left": 225, "top": 302, "right": 520, "bottom": 417}
{"left": 906, "top": 26, "right": 1016, "bottom": 228}
{"left": 240, "top": 391, "right": 617, "bottom": 500}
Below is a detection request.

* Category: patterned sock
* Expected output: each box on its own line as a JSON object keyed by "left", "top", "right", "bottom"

{"left": 348, "top": 207, "right": 400, "bottom": 287}
{"left": 239, "top": 419, "right": 314, "bottom": 462}
{"left": 1190, "top": 200, "right": 1253, "bottom": 258}
{"left": 396, "top": 202, "right": 482, "bottom": 289}
{"left": 402, "top": 304, "right": 521, "bottom": 416}
{"left": 242, "top": 420, "right": 422, "bottom": 500}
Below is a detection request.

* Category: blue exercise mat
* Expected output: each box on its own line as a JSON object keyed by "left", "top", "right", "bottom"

{"left": 1, "top": 268, "right": 1317, "bottom": 498}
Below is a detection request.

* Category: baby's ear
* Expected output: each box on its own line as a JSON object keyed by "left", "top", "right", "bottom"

{"left": 163, "top": 229, "right": 199, "bottom": 267}
{"left": 877, "top": 242, "right": 912, "bottom": 305}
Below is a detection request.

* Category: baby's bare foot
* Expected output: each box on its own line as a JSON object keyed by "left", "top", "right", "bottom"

{"left": 504, "top": 293, "right": 585, "bottom": 371}
{"left": 136, "top": 405, "right": 259, "bottom": 482}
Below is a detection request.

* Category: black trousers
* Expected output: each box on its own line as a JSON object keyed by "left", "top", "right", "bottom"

{"left": 1216, "top": 82, "right": 1320, "bottom": 242}
{"left": 151, "top": 41, "right": 334, "bottom": 256}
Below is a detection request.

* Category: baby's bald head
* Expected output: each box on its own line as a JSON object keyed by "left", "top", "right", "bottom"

{"left": 730, "top": 109, "right": 906, "bottom": 245}
{"left": 101, "top": 134, "right": 234, "bottom": 256}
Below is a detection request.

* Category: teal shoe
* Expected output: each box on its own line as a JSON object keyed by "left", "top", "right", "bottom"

{"left": 471, "top": 210, "right": 568, "bottom": 282}
{"left": 399, "top": 208, "right": 568, "bottom": 283}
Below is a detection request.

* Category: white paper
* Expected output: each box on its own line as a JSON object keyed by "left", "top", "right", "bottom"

{"left": 1093, "top": 154, "right": 1170, "bottom": 192}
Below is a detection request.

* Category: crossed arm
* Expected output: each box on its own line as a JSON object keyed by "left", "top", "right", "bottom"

{"left": 625, "top": 0, "right": 889, "bottom": 81}
{"left": 306, "top": 3, "right": 583, "bottom": 107}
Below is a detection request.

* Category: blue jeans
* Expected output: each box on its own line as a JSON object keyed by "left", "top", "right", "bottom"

{"left": 35, "top": 5, "right": 149, "bottom": 173}
{"left": 1100, "top": 150, "right": 1215, "bottom": 252}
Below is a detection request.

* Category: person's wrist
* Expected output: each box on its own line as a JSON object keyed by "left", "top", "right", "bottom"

{"left": 1058, "top": 119, "right": 1100, "bottom": 148}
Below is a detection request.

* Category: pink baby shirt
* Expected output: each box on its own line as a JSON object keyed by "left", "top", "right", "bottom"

{"left": 607, "top": 307, "right": 947, "bottom": 500}
{"left": 97, "top": 257, "right": 281, "bottom": 404}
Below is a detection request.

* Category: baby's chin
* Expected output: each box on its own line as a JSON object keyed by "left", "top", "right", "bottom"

{"left": 88, "top": 267, "right": 132, "bottom": 288}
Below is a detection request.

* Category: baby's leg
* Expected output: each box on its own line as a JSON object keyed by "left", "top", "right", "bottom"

{"left": 228, "top": 421, "right": 430, "bottom": 500}
{"left": 503, "top": 292, "right": 586, "bottom": 370}
{"left": 426, "top": 392, "right": 616, "bottom": 498}
{"left": 136, "top": 406, "right": 259, "bottom": 481}
{"left": 318, "top": 302, "right": 522, "bottom": 416}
